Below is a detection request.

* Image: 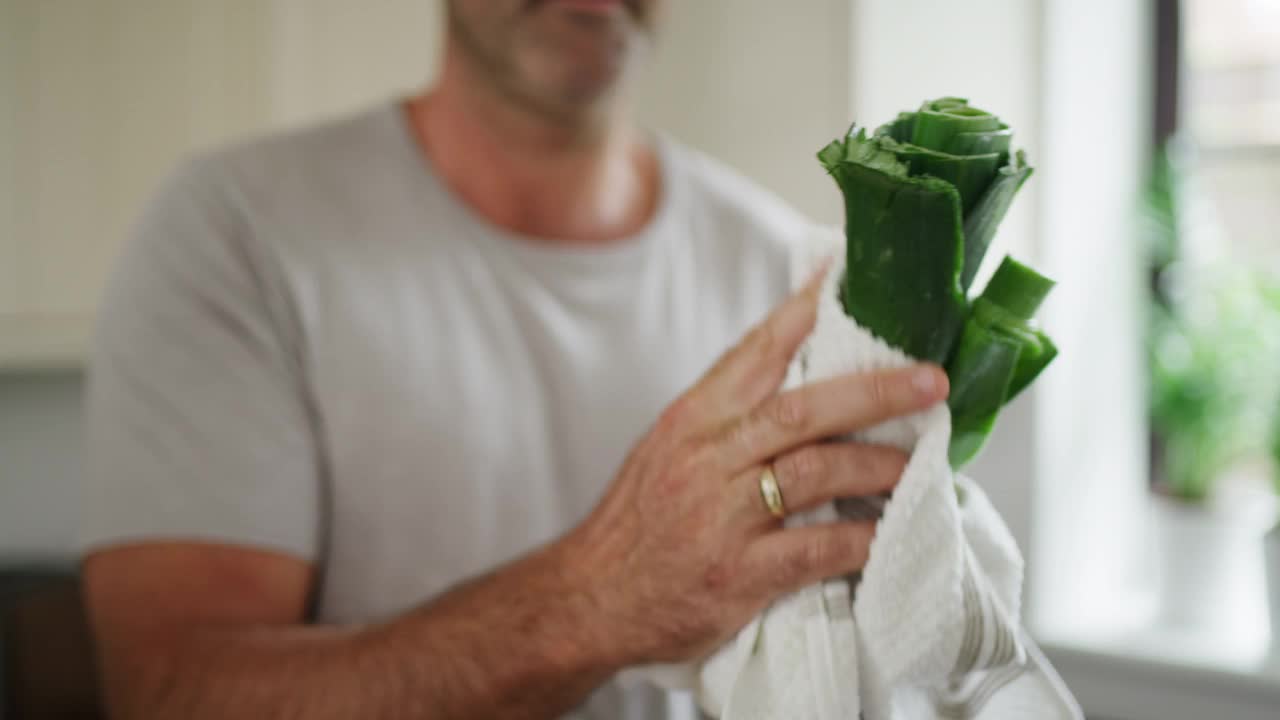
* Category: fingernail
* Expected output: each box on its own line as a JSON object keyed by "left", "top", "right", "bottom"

{"left": 912, "top": 367, "right": 940, "bottom": 397}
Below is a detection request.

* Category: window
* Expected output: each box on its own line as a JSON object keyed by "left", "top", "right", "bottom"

{"left": 1036, "top": 2, "right": 1280, "bottom": 716}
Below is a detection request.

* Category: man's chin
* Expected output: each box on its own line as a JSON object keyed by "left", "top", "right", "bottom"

{"left": 527, "top": 0, "right": 644, "bottom": 20}
{"left": 538, "top": 0, "right": 627, "bottom": 17}
{"left": 513, "top": 57, "right": 623, "bottom": 119}
{"left": 524, "top": 11, "right": 640, "bottom": 101}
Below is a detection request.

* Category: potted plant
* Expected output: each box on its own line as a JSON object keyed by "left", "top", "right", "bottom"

{"left": 1146, "top": 145, "right": 1280, "bottom": 631}
{"left": 1149, "top": 267, "right": 1280, "bottom": 629}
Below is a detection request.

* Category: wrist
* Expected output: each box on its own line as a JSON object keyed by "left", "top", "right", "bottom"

{"left": 540, "top": 530, "right": 640, "bottom": 673}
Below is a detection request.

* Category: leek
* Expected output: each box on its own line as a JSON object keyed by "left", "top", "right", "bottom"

{"left": 818, "top": 98, "right": 1056, "bottom": 467}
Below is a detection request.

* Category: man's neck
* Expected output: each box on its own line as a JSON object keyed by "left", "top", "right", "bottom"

{"left": 406, "top": 56, "right": 659, "bottom": 245}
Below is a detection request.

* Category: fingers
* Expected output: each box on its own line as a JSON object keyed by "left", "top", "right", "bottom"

{"left": 743, "top": 522, "right": 877, "bottom": 596}
{"left": 733, "top": 442, "right": 908, "bottom": 527}
{"left": 713, "top": 364, "right": 948, "bottom": 474}
{"left": 685, "top": 260, "right": 832, "bottom": 427}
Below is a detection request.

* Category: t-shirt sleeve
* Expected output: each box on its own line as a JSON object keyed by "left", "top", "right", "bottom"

{"left": 81, "top": 157, "right": 320, "bottom": 561}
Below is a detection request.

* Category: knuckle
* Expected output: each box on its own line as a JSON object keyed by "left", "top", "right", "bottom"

{"left": 852, "top": 444, "right": 908, "bottom": 488}
{"left": 721, "top": 416, "right": 753, "bottom": 452}
{"left": 748, "top": 320, "right": 776, "bottom": 356}
{"left": 880, "top": 447, "right": 910, "bottom": 479}
{"left": 782, "top": 539, "right": 825, "bottom": 579}
{"left": 656, "top": 446, "right": 703, "bottom": 497}
{"left": 653, "top": 470, "right": 686, "bottom": 501}
{"left": 769, "top": 391, "right": 809, "bottom": 430}
{"left": 702, "top": 556, "right": 734, "bottom": 594}
{"left": 866, "top": 372, "right": 893, "bottom": 409}
{"left": 672, "top": 445, "right": 710, "bottom": 482}
{"left": 658, "top": 394, "right": 698, "bottom": 434}
{"left": 781, "top": 446, "right": 826, "bottom": 491}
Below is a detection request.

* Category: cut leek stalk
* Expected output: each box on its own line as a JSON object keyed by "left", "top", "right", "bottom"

{"left": 818, "top": 98, "right": 1056, "bottom": 467}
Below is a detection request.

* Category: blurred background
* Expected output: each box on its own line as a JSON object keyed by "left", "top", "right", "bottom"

{"left": 1, "top": 0, "right": 1279, "bottom": 718}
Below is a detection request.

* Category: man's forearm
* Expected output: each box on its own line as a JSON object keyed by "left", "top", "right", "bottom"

{"left": 110, "top": 542, "right": 625, "bottom": 720}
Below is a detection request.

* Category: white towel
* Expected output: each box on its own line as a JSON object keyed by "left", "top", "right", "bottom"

{"left": 633, "top": 227, "right": 1083, "bottom": 720}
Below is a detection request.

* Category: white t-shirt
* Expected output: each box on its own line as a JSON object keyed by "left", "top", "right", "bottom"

{"left": 83, "top": 102, "right": 808, "bottom": 719}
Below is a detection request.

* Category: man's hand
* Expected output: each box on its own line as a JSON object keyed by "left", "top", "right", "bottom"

{"left": 561, "top": 265, "right": 949, "bottom": 664}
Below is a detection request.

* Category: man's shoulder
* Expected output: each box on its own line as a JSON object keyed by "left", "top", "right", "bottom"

{"left": 116, "top": 105, "right": 406, "bottom": 316}
{"left": 171, "top": 104, "right": 402, "bottom": 215}
{"left": 663, "top": 139, "right": 813, "bottom": 252}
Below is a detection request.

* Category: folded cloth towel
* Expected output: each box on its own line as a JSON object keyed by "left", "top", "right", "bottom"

{"left": 632, "top": 227, "right": 1082, "bottom": 720}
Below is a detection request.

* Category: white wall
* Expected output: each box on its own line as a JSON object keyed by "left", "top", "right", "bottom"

{"left": 0, "top": 0, "right": 18, "bottom": 319}
{"left": 1034, "top": 0, "right": 1152, "bottom": 633}
{"left": 265, "top": 0, "right": 442, "bottom": 127}
{"left": 0, "top": 0, "right": 439, "bottom": 328}
{"left": 641, "top": 0, "right": 851, "bottom": 224}
{"left": 851, "top": 0, "right": 1041, "bottom": 268}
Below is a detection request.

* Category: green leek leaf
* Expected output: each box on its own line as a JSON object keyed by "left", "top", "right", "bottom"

{"left": 817, "top": 98, "right": 1057, "bottom": 467}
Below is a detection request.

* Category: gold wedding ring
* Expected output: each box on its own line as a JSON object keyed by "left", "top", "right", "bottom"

{"left": 758, "top": 465, "right": 787, "bottom": 519}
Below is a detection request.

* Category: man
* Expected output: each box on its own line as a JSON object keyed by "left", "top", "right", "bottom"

{"left": 81, "top": 1, "right": 947, "bottom": 718}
